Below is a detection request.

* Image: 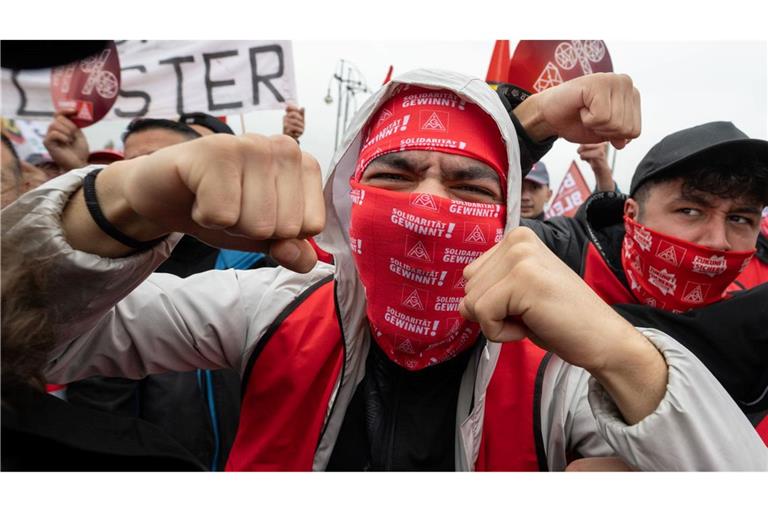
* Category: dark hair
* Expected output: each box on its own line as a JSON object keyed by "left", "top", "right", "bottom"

{"left": 1, "top": 251, "right": 55, "bottom": 390}
{"left": 1, "top": 133, "right": 22, "bottom": 171}
{"left": 633, "top": 148, "right": 768, "bottom": 209}
{"left": 122, "top": 118, "right": 201, "bottom": 143}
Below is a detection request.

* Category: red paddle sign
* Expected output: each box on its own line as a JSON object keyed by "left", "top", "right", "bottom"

{"left": 50, "top": 40, "right": 121, "bottom": 127}
{"left": 508, "top": 40, "right": 613, "bottom": 94}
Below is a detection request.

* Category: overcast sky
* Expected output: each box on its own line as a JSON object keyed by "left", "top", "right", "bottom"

{"left": 81, "top": 40, "right": 767, "bottom": 194}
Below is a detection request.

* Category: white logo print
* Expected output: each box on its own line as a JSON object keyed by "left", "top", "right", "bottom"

{"left": 402, "top": 289, "right": 426, "bottom": 311}
{"left": 656, "top": 241, "right": 686, "bottom": 267}
{"left": 626, "top": 268, "right": 641, "bottom": 291}
{"left": 692, "top": 255, "right": 728, "bottom": 277}
{"left": 738, "top": 256, "right": 753, "bottom": 273}
{"left": 397, "top": 338, "right": 416, "bottom": 354}
{"left": 648, "top": 266, "right": 677, "bottom": 296}
{"left": 376, "top": 108, "right": 393, "bottom": 125}
{"left": 464, "top": 224, "right": 487, "bottom": 244}
{"left": 350, "top": 189, "right": 365, "bottom": 205}
{"left": 406, "top": 240, "right": 432, "bottom": 262}
{"left": 682, "top": 282, "right": 710, "bottom": 304}
{"left": 421, "top": 111, "right": 448, "bottom": 131}
{"left": 633, "top": 225, "right": 653, "bottom": 252}
{"left": 411, "top": 193, "right": 438, "bottom": 211}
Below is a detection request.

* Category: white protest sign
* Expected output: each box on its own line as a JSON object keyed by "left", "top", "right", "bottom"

{"left": 1, "top": 40, "right": 297, "bottom": 120}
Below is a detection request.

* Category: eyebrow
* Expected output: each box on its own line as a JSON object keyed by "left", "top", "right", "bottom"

{"left": 443, "top": 166, "right": 500, "bottom": 185}
{"left": 674, "top": 192, "right": 762, "bottom": 214}
{"left": 371, "top": 153, "right": 418, "bottom": 172}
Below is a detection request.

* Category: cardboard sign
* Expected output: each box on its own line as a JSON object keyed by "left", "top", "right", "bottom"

{"left": 50, "top": 41, "right": 121, "bottom": 127}
{"left": 507, "top": 40, "right": 613, "bottom": 94}
{"left": 546, "top": 161, "right": 591, "bottom": 218}
{"left": 2, "top": 40, "right": 297, "bottom": 121}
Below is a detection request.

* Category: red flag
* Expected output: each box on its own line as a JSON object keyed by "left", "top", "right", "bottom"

{"left": 761, "top": 208, "right": 768, "bottom": 238}
{"left": 383, "top": 65, "right": 394, "bottom": 85}
{"left": 546, "top": 161, "right": 591, "bottom": 218}
{"left": 508, "top": 40, "right": 612, "bottom": 94}
{"left": 486, "top": 40, "right": 510, "bottom": 83}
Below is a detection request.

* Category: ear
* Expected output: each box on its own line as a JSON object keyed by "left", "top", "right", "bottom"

{"left": 546, "top": 187, "right": 553, "bottom": 201}
{"left": 624, "top": 197, "right": 640, "bottom": 220}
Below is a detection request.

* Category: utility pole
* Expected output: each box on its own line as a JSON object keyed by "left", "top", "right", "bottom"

{"left": 325, "top": 60, "right": 370, "bottom": 150}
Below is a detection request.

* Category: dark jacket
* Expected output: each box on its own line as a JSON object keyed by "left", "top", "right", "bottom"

{"left": 2, "top": 383, "right": 203, "bottom": 471}
{"left": 523, "top": 191, "right": 768, "bottom": 419}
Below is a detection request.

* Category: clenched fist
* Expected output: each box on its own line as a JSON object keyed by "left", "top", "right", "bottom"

{"left": 514, "top": 73, "right": 641, "bottom": 149}
{"left": 64, "top": 133, "right": 325, "bottom": 273}
{"left": 458, "top": 226, "right": 667, "bottom": 424}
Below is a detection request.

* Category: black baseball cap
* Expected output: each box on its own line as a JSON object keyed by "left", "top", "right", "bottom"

{"left": 525, "top": 161, "right": 550, "bottom": 186}
{"left": 630, "top": 121, "right": 768, "bottom": 196}
{"left": 178, "top": 112, "right": 235, "bottom": 135}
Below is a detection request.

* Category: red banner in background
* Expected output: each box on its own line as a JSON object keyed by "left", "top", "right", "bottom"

{"left": 50, "top": 40, "right": 121, "bottom": 127}
{"left": 508, "top": 40, "right": 613, "bottom": 94}
{"left": 546, "top": 161, "right": 591, "bottom": 218}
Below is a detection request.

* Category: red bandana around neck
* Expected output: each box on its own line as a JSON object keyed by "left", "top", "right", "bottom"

{"left": 349, "top": 182, "right": 506, "bottom": 370}
{"left": 621, "top": 215, "right": 755, "bottom": 313}
{"left": 354, "top": 84, "right": 508, "bottom": 191}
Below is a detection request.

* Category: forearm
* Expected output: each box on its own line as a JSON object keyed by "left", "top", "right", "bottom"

{"left": 586, "top": 328, "right": 768, "bottom": 470}
{"left": 511, "top": 95, "right": 555, "bottom": 142}
{"left": 62, "top": 161, "right": 170, "bottom": 258}
{"left": 585, "top": 317, "right": 668, "bottom": 425}
{"left": 593, "top": 170, "right": 616, "bottom": 192}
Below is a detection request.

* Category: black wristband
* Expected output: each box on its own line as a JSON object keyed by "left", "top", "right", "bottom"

{"left": 83, "top": 168, "right": 166, "bottom": 251}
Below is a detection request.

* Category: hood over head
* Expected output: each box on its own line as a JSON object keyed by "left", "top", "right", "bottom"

{"left": 316, "top": 69, "right": 522, "bottom": 278}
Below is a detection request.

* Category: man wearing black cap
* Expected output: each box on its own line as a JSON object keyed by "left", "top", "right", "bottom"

{"left": 520, "top": 161, "right": 552, "bottom": 220}
{"left": 179, "top": 105, "right": 306, "bottom": 142}
{"left": 179, "top": 112, "right": 236, "bottom": 136}
{"left": 521, "top": 121, "right": 768, "bottom": 443}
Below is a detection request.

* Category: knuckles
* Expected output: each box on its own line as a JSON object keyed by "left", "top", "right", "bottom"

{"left": 193, "top": 207, "right": 241, "bottom": 230}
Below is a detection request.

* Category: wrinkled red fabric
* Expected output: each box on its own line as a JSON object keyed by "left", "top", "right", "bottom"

{"left": 354, "top": 85, "right": 508, "bottom": 191}
{"left": 349, "top": 182, "right": 505, "bottom": 370}
{"left": 621, "top": 215, "right": 755, "bottom": 313}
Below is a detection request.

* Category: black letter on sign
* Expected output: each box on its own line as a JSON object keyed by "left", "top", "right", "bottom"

{"left": 203, "top": 50, "right": 244, "bottom": 111}
{"left": 249, "top": 45, "right": 285, "bottom": 105}
{"left": 158, "top": 55, "right": 195, "bottom": 115}
{"left": 11, "top": 70, "right": 54, "bottom": 117}
{"left": 114, "top": 65, "right": 151, "bottom": 118}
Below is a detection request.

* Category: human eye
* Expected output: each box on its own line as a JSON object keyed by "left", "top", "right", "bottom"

{"left": 454, "top": 184, "right": 494, "bottom": 197}
{"left": 365, "top": 171, "right": 411, "bottom": 182}
{"left": 727, "top": 214, "right": 755, "bottom": 226}
{"left": 676, "top": 207, "right": 701, "bottom": 217}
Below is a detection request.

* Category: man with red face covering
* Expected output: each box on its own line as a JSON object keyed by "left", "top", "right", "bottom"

{"left": 2, "top": 70, "right": 766, "bottom": 471}
{"left": 504, "top": 122, "right": 768, "bottom": 455}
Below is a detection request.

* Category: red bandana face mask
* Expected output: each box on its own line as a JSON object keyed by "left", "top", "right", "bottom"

{"left": 349, "top": 182, "right": 506, "bottom": 370}
{"left": 621, "top": 215, "right": 755, "bottom": 313}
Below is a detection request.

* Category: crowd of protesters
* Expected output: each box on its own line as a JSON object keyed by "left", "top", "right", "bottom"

{"left": 2, "top": 54, "right": 767, "bottom": 472}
